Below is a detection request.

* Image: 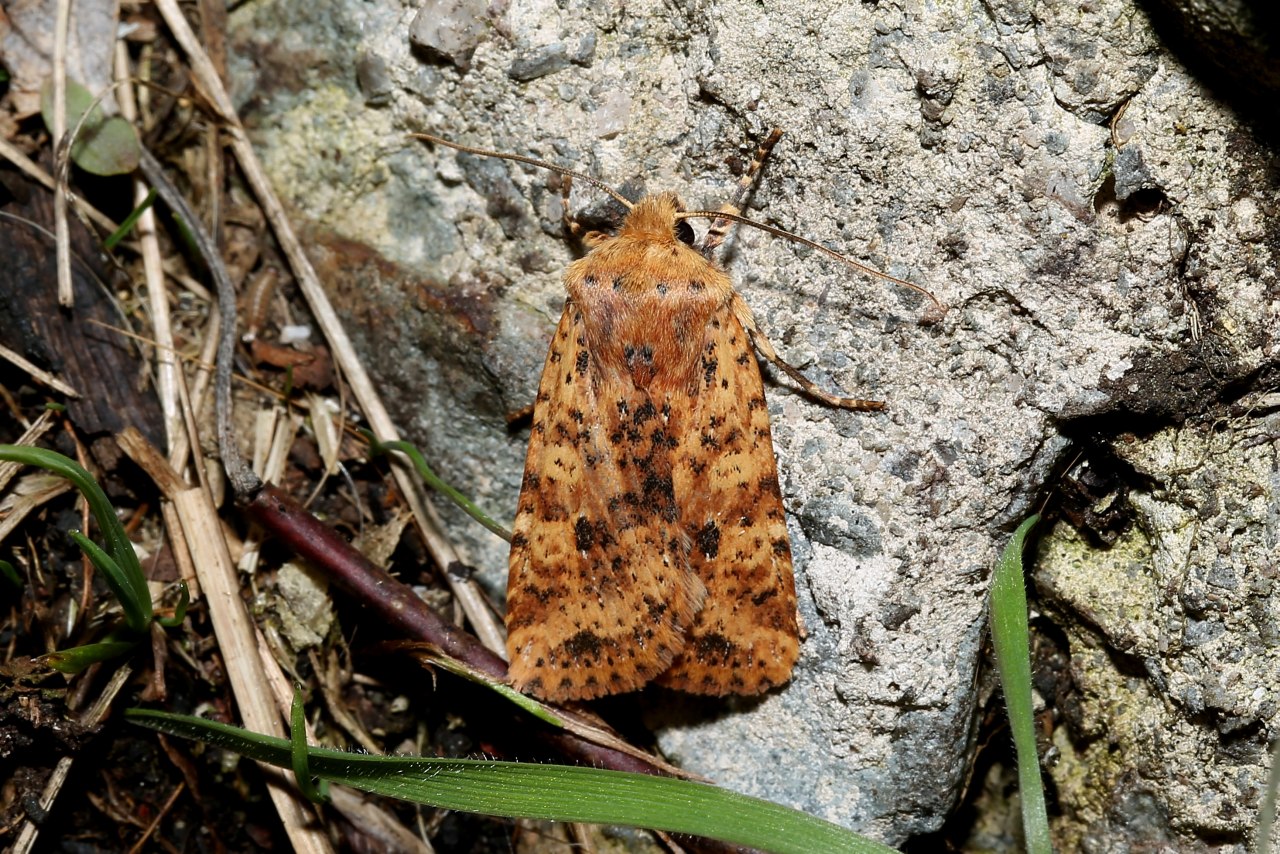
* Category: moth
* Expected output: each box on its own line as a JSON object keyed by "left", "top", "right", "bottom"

{"left": 416, "top": 131, "right": 937, "bottom": 702}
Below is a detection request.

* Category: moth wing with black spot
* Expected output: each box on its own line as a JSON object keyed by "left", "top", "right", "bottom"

{"left": 506, "top": 301, "right": 705, "bottom": 702}
{"left": 657, "top": 301, "right": 799, "bottom": 694}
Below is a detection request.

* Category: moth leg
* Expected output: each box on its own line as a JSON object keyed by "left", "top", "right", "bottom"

{"left": 559, "top": 174, "right": 611, "bottom": 247}
{"left": 559, "top": 173, "right": 582, "bottom": 237}
{"left": 731, "top": 293, "right": 886, "bottom": 411}
{"left": 701, "top": 128, "right": 784, "bottom": 256}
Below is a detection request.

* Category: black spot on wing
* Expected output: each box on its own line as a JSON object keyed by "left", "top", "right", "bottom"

{"left": 693, "top": 632, "right": 736, "bottom": 660}
{"left": 751, "top": 588, "right": 779, "bottom": 606}
{"left": 574, "top": 516, "right": 595, "bottom": 552}
{"left": 696, "top": 521, "right": 721, "bottom": 558}
{"left": 702, "top": 355, "right": 719, "bottom": 387}
{"left": 563, "top": 630, "right": 604, "bottom": 658}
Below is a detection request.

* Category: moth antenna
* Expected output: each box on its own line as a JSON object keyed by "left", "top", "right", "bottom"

{"left": 411, "top": 133, "right": 635, "bottom": 211}
{"left": 677, "top": 209, "right": 944, "bottom": 313}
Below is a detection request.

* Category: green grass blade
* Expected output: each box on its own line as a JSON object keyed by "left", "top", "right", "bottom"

{"left": 0, "top": 559, "right": 21, "bottom": 589}
{"left": 290, "top": 686, "right": 329, "bottom": 803}
{"left": 44, "top": 639, "right": 139, "bottom": 673}
{"left": 103, "top": 188, "right": 158, "bottom": 250}
{"left": 68, "top": 529, "right": 125, "bottom": 585}
{"left": 0, "top": 445, "right": 152, "bottom": 631}
{"left": 989, "top": 514, "right": 1052, "bottom": 853}
{"left": 126, "top": 708, "right": 897, "bottom": 854}
{"left": 154, "top": 581, "right": 190, "bottom": 628}
{"left": 364, "top": 432, "right": 512, "bottom": 541}
{"left": 405, "top": 644, "right": 565, "bottom": 725}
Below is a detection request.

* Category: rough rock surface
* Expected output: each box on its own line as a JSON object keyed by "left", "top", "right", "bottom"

{"left": 1034, "top": 414, "right": 1280, "bottom": 850}
{"left": 227, "top": 0, "right": 1279, "bottom": 844}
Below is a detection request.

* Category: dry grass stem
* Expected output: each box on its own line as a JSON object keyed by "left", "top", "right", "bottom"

{"left": 117, "top": 427, "right": 332, "bottom": 854}
{"left": 152, "top": 0, "right": 506, "bottom": 655}
{"left": 0, "top": 341, "right": 81, "bottom": 398}
{"left": 52, "top": 0, "right": 72, "bottom": 306}
{"left": 115, "top": 40, "right": 182, "bottom": 452}
{"left": 0, "top": 411, "right": 59, "bottom": 490}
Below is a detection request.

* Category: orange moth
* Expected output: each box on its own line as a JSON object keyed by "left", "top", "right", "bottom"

{"left": 416, "top": 131, "right": 938, "bottom": 702}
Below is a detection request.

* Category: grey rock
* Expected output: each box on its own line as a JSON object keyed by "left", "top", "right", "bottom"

{"left": 356, "top": 52, "right": 393, "bottom": 106}
{"left": 409, "top": 0, "right": 490, "bottom": 70}
{"left": 508, "top": 32, "right": 597, "bottom": 82}
{"left": 1035, "top": 0, "right": 1161, "bottom": 122}
{"left": 797, "top": 495, "right": 883, "bottom": 557}
{"left": 1111, "top": 143, "right": 1161, "bottom": 202}
{"left": 507, "top": 43, "right": 573, "bottom": 82}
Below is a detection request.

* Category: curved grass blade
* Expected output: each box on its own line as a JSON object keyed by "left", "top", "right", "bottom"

{"left": 391, "top": 641, "right": 563, "bottom": 726}
{"left": 363, "top": 431, "right": 512, "bottom": 542}
{"left": 290, "top": 686, "right": 329, "bottom": 803}
{"left": 104, "top": 188, "right": 158, "bottom": 250}
{"left": 68, "top": 529, "right": 125, "bottom": 584}
{"left": 127, "top": 708, "right": 897, "bottom": 854}
{"left": 154, "top": 581, "right": 191, "bottom": 628}
{"left": 989, "top": 514, "right": 1051, "bottom": 853}
{"left": 0, "top": 445, "right": 151, "bottom": 631}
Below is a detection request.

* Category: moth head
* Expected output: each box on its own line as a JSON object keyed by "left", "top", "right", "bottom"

{"left": 617, "top": 191, "right": 699, "bottom": 247}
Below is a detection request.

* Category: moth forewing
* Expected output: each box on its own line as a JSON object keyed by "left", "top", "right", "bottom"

{"left": 657, "top": 301, "right": 800, "bottom": 694}
{"left": 505, "top": 296, "right": 706, "bottom": 702}
{"left": 415, "top": 131, "right": 933, "bottom": 701}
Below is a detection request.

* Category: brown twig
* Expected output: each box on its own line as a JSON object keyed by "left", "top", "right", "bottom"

{"left": 135, "top": 147, "right": 260, "bottom": 497}
{"left": 247, "top": 484, "right": 506, "bottom": 681}
{"left": 126, "top": 781, "right": 184, "bottom": 854}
